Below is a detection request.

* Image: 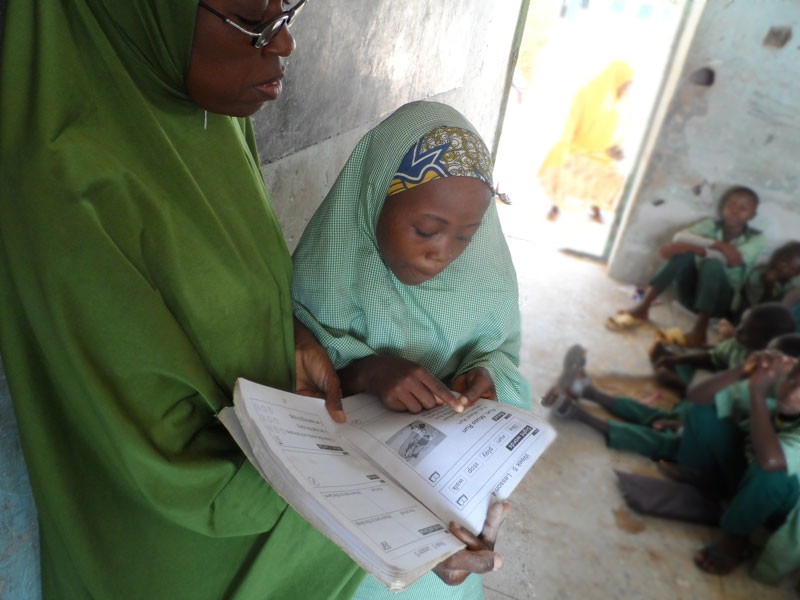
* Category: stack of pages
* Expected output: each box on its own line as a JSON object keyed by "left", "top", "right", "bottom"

{"left": 220, "top": 378, "right": 556, "bottom": 591}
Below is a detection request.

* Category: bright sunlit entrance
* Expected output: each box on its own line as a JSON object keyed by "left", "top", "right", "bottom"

{"left": 495, "top": 0, "right": 688, "bottom": 259}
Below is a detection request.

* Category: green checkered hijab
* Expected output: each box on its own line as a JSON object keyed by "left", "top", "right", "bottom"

{"left": 292, "top": 101, "right": 531, "bottom": 409}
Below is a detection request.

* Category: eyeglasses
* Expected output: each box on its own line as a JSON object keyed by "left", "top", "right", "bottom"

{"left": 198, "top": 1, "right": 307, "bottom": 49}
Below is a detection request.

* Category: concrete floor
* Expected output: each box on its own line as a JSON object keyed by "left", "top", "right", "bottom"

{"left": 483, "top": 197, "right": 796, "bottom": 599}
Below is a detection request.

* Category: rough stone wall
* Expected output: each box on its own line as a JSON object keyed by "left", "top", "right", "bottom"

{"left": 609, "top": 3, "right": 800, "bottom": 283}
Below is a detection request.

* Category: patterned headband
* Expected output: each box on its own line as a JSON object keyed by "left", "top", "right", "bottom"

{"left": 387, "top": 126, "right": 494, "bottom": 197}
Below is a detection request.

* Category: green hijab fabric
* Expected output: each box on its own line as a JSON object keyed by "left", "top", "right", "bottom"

{"left": 292, "top": 101, "right": 532, "bottom": 410}
{"left": 0, "top": 0, "right": 361, "bottom": 598}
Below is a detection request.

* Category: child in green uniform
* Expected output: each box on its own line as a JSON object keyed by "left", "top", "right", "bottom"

{"left": 651, "top": 301, "right": 797, "bottom": 396}
{"left": 543, "top": 333, "right": 800, "bottom": 462}
{"left": 742, "top": 240, "right": 800, "bottom": 310}
{"left": 292, "top": 101, "right": 530, "bottom": 600}
{"left": 607, "top": 185, "right": 764, "bottom": 347}
{"left": 671, "top": 350, "right": 800, "bottom": 578}
{"left": 548, "top": 339, "right": 800, "bottom": 582}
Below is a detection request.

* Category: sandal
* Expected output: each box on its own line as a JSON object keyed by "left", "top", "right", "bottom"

{"left": 694, "top": 539, "right": 751, "bottom": 575}
{"left": 605, "top": 312, "right": 647, "bottom": 332}
{"left": 558, "top": 344, "right": 588, "bottom": 396}
{"left": 541, "top": 392, "right": 577, "bottom": 418}
{"left": 655, "top": 327, "right": 686, "bottom": 346}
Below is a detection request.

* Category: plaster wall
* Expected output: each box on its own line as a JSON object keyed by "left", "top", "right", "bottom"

{"left": 257, "top": 0, "right": 525, "bottom": 251}
{"left": 609, "top": 2, "right": 800, "bottom": 284}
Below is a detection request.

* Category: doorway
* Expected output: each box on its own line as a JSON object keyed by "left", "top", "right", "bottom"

{"left": 495, "top": 0, "right": 688, "bottom": 259}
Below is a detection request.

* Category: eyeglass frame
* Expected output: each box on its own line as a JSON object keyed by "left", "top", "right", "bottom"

{"left": 198, "top": 0, "right": 307, "bottom": 49}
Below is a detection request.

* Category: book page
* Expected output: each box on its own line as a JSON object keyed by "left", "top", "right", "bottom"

{"left": 340, "top": 397, "right": 556, "bottom": 535}
{"left": 229, "top": 379, "right": 464, "bottom": 590}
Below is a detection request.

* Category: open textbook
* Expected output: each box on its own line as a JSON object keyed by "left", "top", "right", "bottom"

{"left": 219, "top": 378, "right": 556, "bottom": 591}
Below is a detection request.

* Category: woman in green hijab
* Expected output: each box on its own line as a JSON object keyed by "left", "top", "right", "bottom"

{"left": 0, "top": 1, "right": 361, "bottom": 598}
{"left": 292, "top": 101, "right": 532, "bottom": 599}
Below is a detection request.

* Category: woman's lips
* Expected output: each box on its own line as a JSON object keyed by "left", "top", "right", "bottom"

{"left": 254, "top": 77, "right": 283, "bottom": 101}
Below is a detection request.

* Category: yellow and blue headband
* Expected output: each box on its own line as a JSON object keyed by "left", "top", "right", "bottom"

{"left": 387, "top": 126, "right": 493, "bottom": 197}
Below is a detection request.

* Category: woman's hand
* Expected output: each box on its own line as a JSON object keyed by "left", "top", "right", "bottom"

{"left": 433, "top": 500, "right": 510, "bottom": 586}
{"left": 293, "top": 319, "right": 345, "bottom": 423}
{"left": 451, "top": 367, "right": 496, "bottom": 407}
{"left": 340, "top": 355, "right": 464, "bottom": 414}
{"left": 710, "top": 241, "right": 744, "bottom": 267}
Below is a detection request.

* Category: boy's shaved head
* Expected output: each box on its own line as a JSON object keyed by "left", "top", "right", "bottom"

{"left": 738, "top": 302, "right": 797, "bottom": 349}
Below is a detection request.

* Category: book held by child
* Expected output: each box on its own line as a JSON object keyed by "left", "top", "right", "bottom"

{"left": 219, "top": 378, "right": 556, "bottom": 591}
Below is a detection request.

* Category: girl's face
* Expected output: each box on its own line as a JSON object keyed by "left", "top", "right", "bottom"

{"left": 376, "top": 177, "right": 492, "bottom": 286}
{"left": 775, "top": 254, "right": 800, "bottom": 283}
{"left": 720, "top": 192, "right": 758, "bottom": 230}
{"left": 186, "top": 0, "right": 296, "bottom": 116}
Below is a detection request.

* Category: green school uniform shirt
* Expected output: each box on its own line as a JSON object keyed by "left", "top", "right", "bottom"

{"left": 743, "top": 265, "right": 800, "bottom": 308}
{"left": 686, "top": 218, "right": 765, "bottom": 311}
{"left": 0, "top": 1, "right": 361, "bottom": 598}
{"left": 708, "top": 338, "right": 750, "bottom": 371}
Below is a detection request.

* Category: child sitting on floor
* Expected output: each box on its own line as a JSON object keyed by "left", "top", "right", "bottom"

{"left": 607, "top": 185, "right": 765, "bottom": 347}
{"left": 291, "top": 101, "right": 530, "bottom": 600}
{"left": 651, "top": 301, "right": 797, "bottom": 396}
{"left": 545, "top": 338, "right": 800, "bottom": 584}
{"left": 742, "top": 240, "right": 800, "bottom": 309}
{"left": 542, "top": 333, "right": 800, "bottom": 463}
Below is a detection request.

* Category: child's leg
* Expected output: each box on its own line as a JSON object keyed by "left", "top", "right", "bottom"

{"left": 695, "top": 463, "right": 800, "bottom": 575}
{"left": 676, "top": 404, "right": 747, "bottom": 494}
{"left": 625, "top": 252, "right": 698, "bottom": 320}
{"left": 720, "top": 463, "right": 800, "bottom": 536}
{"left": 682, "top": 260, "right": 735, "bottom": 347}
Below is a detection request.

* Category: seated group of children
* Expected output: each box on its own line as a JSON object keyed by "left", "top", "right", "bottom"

{"left": 545, "top": 185, "right": 800, "bottom": 587}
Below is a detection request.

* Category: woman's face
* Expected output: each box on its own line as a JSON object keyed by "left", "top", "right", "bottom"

{"left": 376, "top": 177, "right": 492, "bottom": 286}
{"left": 186, "top": 0, "right": 296, "bottom": 116}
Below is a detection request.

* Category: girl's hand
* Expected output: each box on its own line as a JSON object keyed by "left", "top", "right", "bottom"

{"left": 710, "top": 241, "right": 744, "bottom": 267}
{"left": 433, "top": 501, "right": 510, "bottom": 586}
{"left": 748, "top": 350, "right": 798, "bottom": 397}
{"left": 451, "top": 367, "right": 496, "bottom": 407}
{"left": 352, "top": 355, "right": 463, "bottom": 414}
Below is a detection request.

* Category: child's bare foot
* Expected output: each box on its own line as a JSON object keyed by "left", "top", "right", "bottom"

{"left": 694, "top": 535, "right": 751, "bottom": 575}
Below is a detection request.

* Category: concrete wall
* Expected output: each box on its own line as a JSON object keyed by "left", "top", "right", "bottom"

{"left": 259, "top": 0, "right": 525, "bottom": 251}
{"left": 609, "top": 2, "right": 800, "bottom": 283}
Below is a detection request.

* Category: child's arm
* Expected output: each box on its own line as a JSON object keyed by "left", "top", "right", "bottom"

{"left": 686, "top": 363, "right": 748, "bottom": 405}
{"left": 747, "top": 353, "right": 795, "bottom": 471}
{"left": 338, "top": 355, "right": 466, "bottom": 414}
{"left": 656, "top": 351, "right": 714, "bottom": 371}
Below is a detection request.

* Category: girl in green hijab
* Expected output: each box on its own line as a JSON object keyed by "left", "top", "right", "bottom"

{"left": 0, "top": 1, "right": 361, "bottom": 598}
{"left": 292, "top": 100, "right": 532, "bottom": 600}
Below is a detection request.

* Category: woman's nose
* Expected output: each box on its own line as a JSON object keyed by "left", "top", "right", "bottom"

{"left": 263, "top": 26, "right": 295, "bottom": 57}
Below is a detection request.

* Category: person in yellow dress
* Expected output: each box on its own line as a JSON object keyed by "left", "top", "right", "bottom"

{"left": 539, "top": 59, "right": 634, "bottom": 224}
